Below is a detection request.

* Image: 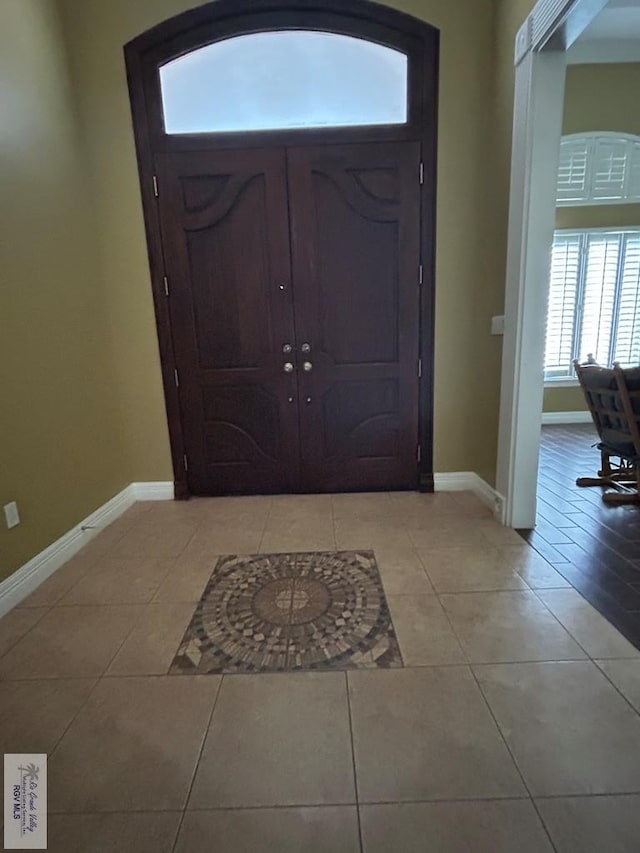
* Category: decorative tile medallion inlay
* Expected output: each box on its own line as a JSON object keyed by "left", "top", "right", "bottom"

{"left": 170, "top": 551, "right": 403, "bottom": 674}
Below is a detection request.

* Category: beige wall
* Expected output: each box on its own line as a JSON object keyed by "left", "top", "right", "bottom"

{"left": 55, "top": 0, "right": 502, "bottom": 485}
{"left": 556, "top": 205, "right": 640, "bottom": 230}
{"left": 563, "top": 62, "right": 640, "bottom": 136}
{"left": 0, "top": 0, "right": 131, "bottom": 579}
{"left": 543, "top": 386, "right": 586, "bottom": 413}
{"left": 544, "top": 63, "right": 640, "bottom": 414}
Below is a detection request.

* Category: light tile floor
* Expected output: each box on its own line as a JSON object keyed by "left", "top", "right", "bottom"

{"left": 2, "top": 491, "right": 640, "bottom": 852}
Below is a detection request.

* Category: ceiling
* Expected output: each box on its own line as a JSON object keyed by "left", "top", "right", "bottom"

{"left": 569, "top": 0, "right": 640, "bottom": 63}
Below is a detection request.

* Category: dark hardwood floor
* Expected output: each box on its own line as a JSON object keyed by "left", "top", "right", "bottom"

{"left": 519, "top": 423, "right": 640, "bottom": 650}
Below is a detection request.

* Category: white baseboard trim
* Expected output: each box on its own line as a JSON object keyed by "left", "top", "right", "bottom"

{"left": 131, "top": 481, "right": 174, "bottom": 500}
{"left": 542, "top": 411, "right": 591, "bottom": 424}
{"left": 0, "top": 482, "right": 174, "bottom": 618}
{"left": 434, "top": 472, "right": 506, "bottom": 523}
{"left": 1, "top": 474, "right": 509, "bottom": 618}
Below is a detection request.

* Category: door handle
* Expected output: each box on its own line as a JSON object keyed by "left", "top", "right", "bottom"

{"left": 283, "top": 362, "right": 295, "bottom": 373}
{"left": 301, "top": 343, "right": 311, "bottom": 354}
{"left": 303, "top": 361, "right": 313, "bottom": 372}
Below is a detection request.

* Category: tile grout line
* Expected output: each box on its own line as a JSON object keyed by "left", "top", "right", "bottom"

{"left": 170, "top": 673, "right": 225, "bottom": 853}
{"left": 44, "top": 790, "right": 640, "bottom": 817}
{"left": 0, "top": 605, "right": 53, "bottom": 664}
{"left": 466, "top": 658, "right": 560, "bottom": 852}
{"left": 591, "top": 658, "right": 640, "bottom": 719}
{"left": 344, "top": 671, "right": 365, "bottom": 853}
{"left": 413, "top": 547, "right": 439, "bottom": 590}
{"left": 97, "top": 601, "right": 157, "bottom": 679}
{"left": 433, "top": 591, "right": 560, "bottom": 852}
{"left": 256, "top": 498, "right": 275, "bottom": 554}
{"left": 525, "top": 586, "right": 608, "bottom": 662}
{"left": 35, "top": 676, "right": 104, "bottom": 769}
{"left": 5, "top": 653, "right": 631, "bottom": 684}
{"left": 429, "top": 585, "right": 469, "bottom": 666}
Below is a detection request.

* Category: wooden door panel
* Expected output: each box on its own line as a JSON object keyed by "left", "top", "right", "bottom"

{"left": 157, "top": 149, "right": 299, "bottom": 495}
{"left": 287, "top": 142, "right": 421, "bottom": 491}
{"left": 184, "top": 176, "right": 276, "bottom": 370}
{"left": 311, "top": 171, "right": 400, "bottom": 365}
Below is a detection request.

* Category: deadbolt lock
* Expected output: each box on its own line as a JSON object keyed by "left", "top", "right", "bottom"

{"left": 301, "top": 343, "right": 311, "bottom": 353}
{"left": 283, "top": 362, "right": 295, "bottom": 374}
{"left": 282, "top": 343, "right": 293, "bottom": 354}
{"left": 303, "top": 361, "right": 313, "bottom": 372}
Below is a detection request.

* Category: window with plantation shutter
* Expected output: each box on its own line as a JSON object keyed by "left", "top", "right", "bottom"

{"left": 544, "top": 230, "right": 640, "bottom": 381}
{"left": 578, "top": 234, "right": 619, "bottom": 364}
{"left": 545, "top": 235, "right": 581, "bottom": 377}
{"left": 556, "top": 133, "right": 640, "bottom": 206}
{"left": 614, "top": 236, "right": 640, "bottom": 365}
{"left": 557, "top": 139, "right": 590, "bottom": 204}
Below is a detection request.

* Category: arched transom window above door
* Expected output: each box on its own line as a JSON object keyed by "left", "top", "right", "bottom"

{"left": 159, "top": 31, "right": 409, "bottom": 134}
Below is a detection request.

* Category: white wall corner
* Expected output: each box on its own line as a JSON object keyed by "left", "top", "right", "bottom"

{"left": 434, "top": 472, "right": 506, "bottom": 524}
{"left": 541, "top": 411, "right": 591, "bottom": 425}
{"left": 0, "top": 482, "right": 173, "bottom": 618}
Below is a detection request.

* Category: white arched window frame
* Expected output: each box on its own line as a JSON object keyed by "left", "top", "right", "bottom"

{"left": 557, "top": 132, "right": 640, "bottom": 206}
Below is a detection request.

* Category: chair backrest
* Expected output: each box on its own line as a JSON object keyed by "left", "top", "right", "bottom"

{"left": 614, "top": 365, "right": 640, "bottom": 461}
{"left": 573, "top": 360, "right": 640, "bottom": 462}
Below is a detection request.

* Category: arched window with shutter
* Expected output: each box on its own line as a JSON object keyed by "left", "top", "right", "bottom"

{"left": 557, "top": 132, "right": 640, "bottom": 206}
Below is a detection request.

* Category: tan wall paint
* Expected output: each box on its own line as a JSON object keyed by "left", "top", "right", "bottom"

{"left": 556, "top": 205, "right": 640, "bottom": 230}
{"left": 56, "top": 0, "right": 501, "bottom": 485}
{"left": 545, "top": 63, "right": 640, "bottom": 414}
{"left": 543, "top": 386, "right": 586, "bottom": 413}
{"left": 0, "top": 0, "right": 131, "bottom": 579}
{"left": 486, "top": 0, "right": 537, "bottom": 471}
{"left": 563, "top": 62, "right": 640, "bottom": 136}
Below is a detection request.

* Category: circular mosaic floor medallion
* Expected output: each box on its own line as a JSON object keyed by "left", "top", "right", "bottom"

{"left": 170, "top": 550, "right": 403, "bottom": 674}
{"left": 252, "top": 577, "right": 331, "bottom": 626}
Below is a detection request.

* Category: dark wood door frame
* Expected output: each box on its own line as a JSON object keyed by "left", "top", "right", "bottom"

{"left": 124, "top": 0, "right": 439, "bottom": 499}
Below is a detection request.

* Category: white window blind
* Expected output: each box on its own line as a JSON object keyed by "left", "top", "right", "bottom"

{"left": 557, "top": 138, "right": 589, "bottom": 203}
{"left": 556, "top": 133, "right": 640, "bottom": 206}
{"left": 578, "top": 235, "right": 619, "bottom": 364}
{"left": 545, "top": 236, "right": 581, "bottom": 376}
{"left": 614, "top": 236, "right": 640, "bottom": 365}
{"left": 545, "top": 230, "right": 640, "bottom": 380}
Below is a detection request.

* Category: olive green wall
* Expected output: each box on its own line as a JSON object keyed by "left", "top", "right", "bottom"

{"left": 0, "top": 0, "right": 131, "bottom": 579}
{"left": 55, "top": 0, "right": 501, "bottom": 486}
{"left": 544, "top": 63, "right": 640, "bottom": 414}
{"left": 556, "top": 205, "right": 640, "bottom": 230}
{"left": 543, "top": 386, "right": 586, "bottom": 413}
{"left": 563, "top": 62, "right": 640, "bottom": 136}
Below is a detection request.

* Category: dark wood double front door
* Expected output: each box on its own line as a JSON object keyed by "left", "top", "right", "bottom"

{"left": 157, "top": 141, "right": 422, "bottom": 495}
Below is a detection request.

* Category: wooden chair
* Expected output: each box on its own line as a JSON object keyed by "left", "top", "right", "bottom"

{"left": 573, "top": 359, "right": 640, "bottom": 505}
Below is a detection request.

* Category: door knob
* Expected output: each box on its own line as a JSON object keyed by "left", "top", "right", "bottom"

{"left": 301, "top": 343, "right": 311, "bottom": 354}
{"left": 303, "top": 361, "right": 313, "bottom": 372}
{"left": 283, "top": 362, "right": 295, "bottom": 373}
{"left": 282, "top": 343, "right": 293, "bottom": 354}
